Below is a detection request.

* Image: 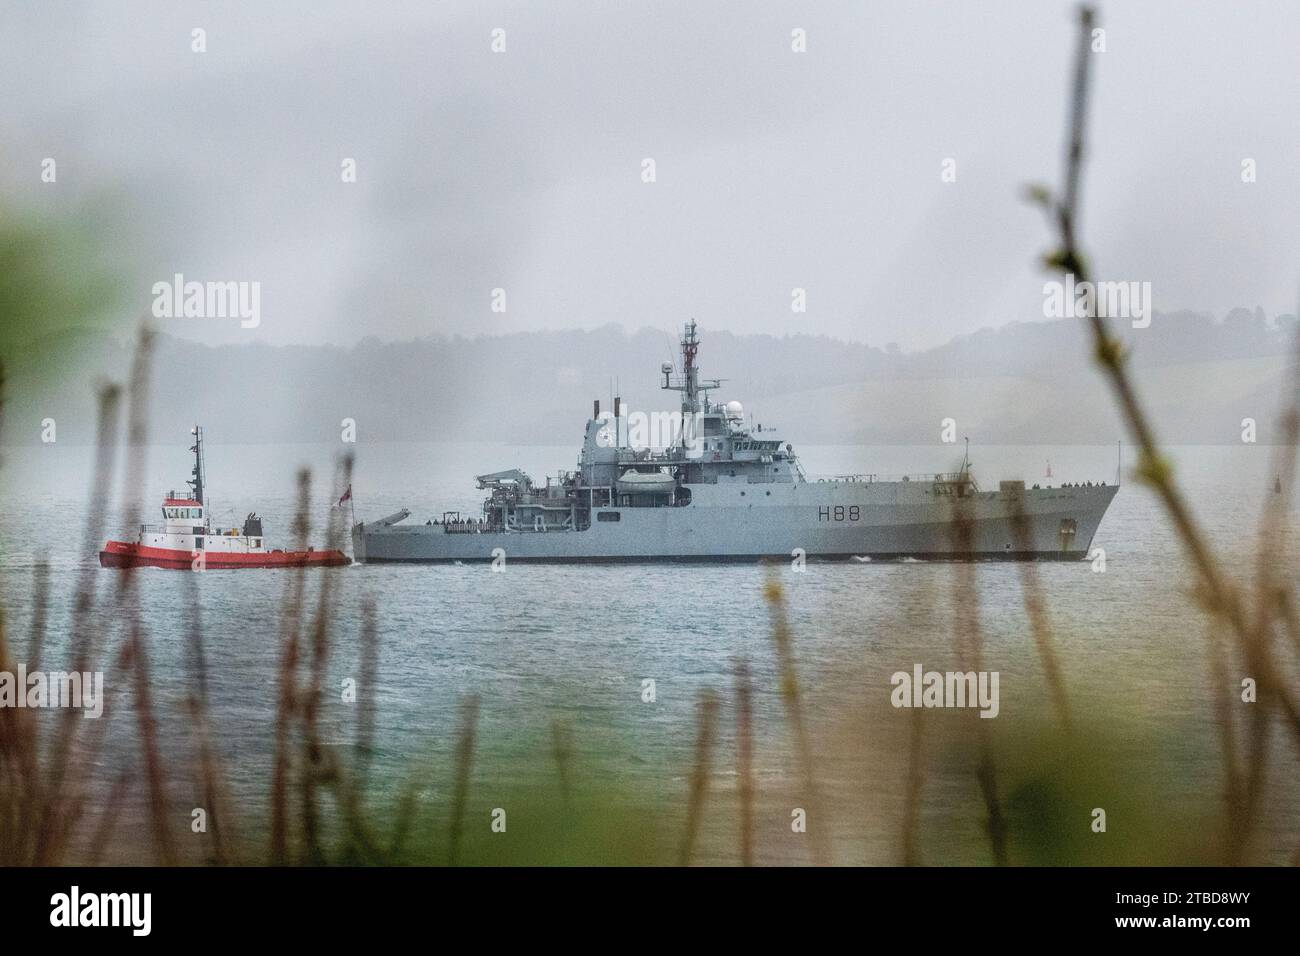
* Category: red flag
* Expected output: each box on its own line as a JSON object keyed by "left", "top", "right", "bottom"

{"left": 338, "top": 484, "right": 352, "bottom": 507}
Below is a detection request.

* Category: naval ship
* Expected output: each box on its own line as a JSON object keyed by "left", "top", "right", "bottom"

{"left": 352, "top": 321, "right": 1116, "bottom": 563}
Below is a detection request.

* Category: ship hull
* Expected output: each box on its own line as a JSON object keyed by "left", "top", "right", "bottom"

{"left": 353, "top": 551, "right": 1093, "bottom": 565}
{"left": 99, "top": 541, "right": 350, "bottom": 570}
{"left": 353, "top": 481, "right": 1117, "bottom": 564}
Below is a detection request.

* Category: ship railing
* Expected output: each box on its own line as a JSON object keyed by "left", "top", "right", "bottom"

{"left": 439, "top": 520, "right": 501, "bottom": 534}
{"left": 808, "top": 471, "right": 968, "bottom": 484}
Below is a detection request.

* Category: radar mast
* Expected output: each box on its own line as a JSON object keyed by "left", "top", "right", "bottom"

{"left": 661, "top": 319, "right": 722, "bottom": 416}
{"left": 188, "top": 425, "right": 206, "bottom": 507}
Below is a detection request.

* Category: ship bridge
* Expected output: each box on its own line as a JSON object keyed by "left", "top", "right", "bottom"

{"left": 445, "top": 320, "right": 807, "bottom": 536}
{"left": 583, "top": 319, "right": 805, "bottom": 489}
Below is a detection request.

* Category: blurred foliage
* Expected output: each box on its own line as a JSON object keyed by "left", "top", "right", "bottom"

{"left": 0, "top": 202, "right": 127, "bottom": 377}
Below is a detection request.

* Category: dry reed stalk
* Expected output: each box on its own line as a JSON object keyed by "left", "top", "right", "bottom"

{"left": 270, "top": 467, "right": 312, "bottom": 864}
{"left": 354, "top": 596, "right": 379, "bottom": 779}
{"left": 44, "top": 616, "right": 130, "bottom": 863}
{"left": 300, "top": 454, "right": 353, "bottom": 864}
{"left": 1234, "top": 350, "right": 1298, "bottom": 857}
{"left": 1203, "top": 610, "right": 1249, "bottom": 839}
{"left": 9, "top": 565, "right": 49, "bottom": 852}
{"left": 0, "top": 361, "right": 7, "bottom": 855}
{"left": 32, "top": 384, "right": 121, "bottom": 863}
{"left": 114, "top": 326, "right": 155, "bottom": 569}
{"left": 300, "top": 607, "right": 332, "bottom": 864}
{"left": 114, "top": 327, "right": 176, "bottom": 865}
{"left": 550, "top": 719, "right": 573, "bottom": 808}
{"left": 1038, "top": 6, "right": 1300, "bottom": 861}
{"left": 44, "top": 636, "right": 138, "bottom": 862}
{"left": 762, "top": 572, "right": 832, "bottom": 865}
{"left": 446, "top": 694, "right": 481, "bottom": 866}
{"left": 0, "top": 608, "right": 22, "bottom": 864}
{"left": 387, "top": 777, "right": 422, "bottom": 863}
{"left": 1009, "top": 502, "right": 1072, "bottom": 732}
{"left": 679, "top": 689, "right": 720, "bottom": 866}
{"left": 973, "top": 751, "right": 1008, "bottom": 864}
{"left": 68, "top": 383, "right": 122, "bottom": 674}
{"left": 47, "top": 636, "right": 138, "bottom": 865}
{"left": 733, "top": 658, "right": 755, "bottom": 866}
{"left": 1279, "top": 590, "right": 1300, "bottom": 660}
{"left": 0, "top": 567, "right": 47, "bottom": 862}
{"left": 11, "top": 562, "right": 48, "bottom": 861}
{"left": 1201, "top": 616, "right": 1245, "bottom": 825}
{"left": 85, "top": 767, "right": 132, "bottom": 867}
{"left": 45, "top": 328, "right": 166, "bottom": 865}
{"left": 184, "top": 582, "right": 237, "bottom": 865}
{"left": 335, "top": 595, "right": 381, "bottom": 864}
{"left": 125, "top": 622, "right": 179, "bottom": 865}
{"left": 1047, "top": 7, "right": 1248, "bottom": 631}
{"left": 1052, "top": 7, "right": 1300, "bottom": 730}
{"left": 546, "top": 719, "right": 574, "bottom": 859}
{"left": 26, "top": 559, "right": 50, "bottom": 675}
{"left": 952, "top": 508, "right": 1008, "bottom": 865}
{"left": 901, "top": 706, "right": 926, "bottom": 866}
{"left": 1231, "top": 332, "right": 1300, "bottom": 861}
{"left": 70, "top": 383, "right": 122, "bottom": 650}
{"left": 320, "top": 747, "right": 383, "bottom": 864}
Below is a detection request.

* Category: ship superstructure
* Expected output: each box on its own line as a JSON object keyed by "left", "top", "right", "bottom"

{"left": 352, "top": 322, "right": 1117, "bottom": 563}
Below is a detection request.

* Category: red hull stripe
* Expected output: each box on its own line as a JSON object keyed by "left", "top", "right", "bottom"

{"left": 99, "top": 540, "right": 349, "bottom": 570}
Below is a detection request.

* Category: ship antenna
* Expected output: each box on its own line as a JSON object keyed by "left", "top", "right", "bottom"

{"left": 660, "top": 319, "right": 721, "bottom": 450}
{"left": 188, "top": 425, "right": 206, "bottom": 508}
{"left": 683, "top": 318, "right": 699, "bottom": 413}
{"left": 1116, "top": 439, "right": 1122, "bottom": 486}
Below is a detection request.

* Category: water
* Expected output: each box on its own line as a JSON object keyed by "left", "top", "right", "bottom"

{"left": 1, "top": 442, "right": 1296, "bottom": 864}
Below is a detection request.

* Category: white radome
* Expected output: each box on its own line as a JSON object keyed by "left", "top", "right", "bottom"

{"left": 725, "top": 400, "right": 744, "bottom": 420}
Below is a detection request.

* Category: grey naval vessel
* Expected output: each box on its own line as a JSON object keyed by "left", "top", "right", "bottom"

{"left": 352, "top": 321, "right": 1116, "bottom": 563}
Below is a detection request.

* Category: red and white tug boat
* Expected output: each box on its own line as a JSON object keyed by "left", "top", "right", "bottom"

{"left": 99, "top": 426, "right": 350, "bottom": 570}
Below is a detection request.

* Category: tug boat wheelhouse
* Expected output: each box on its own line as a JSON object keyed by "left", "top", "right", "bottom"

{"left": 99, "top": 426, "right": 349, "bottom": 570}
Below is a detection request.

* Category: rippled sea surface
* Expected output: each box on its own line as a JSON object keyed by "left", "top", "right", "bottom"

{"left": 1, "top": 442, "right": 1296, "bottom": 864}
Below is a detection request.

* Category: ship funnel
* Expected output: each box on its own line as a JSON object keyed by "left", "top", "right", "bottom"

{"left": 614, "top": 396, "right": 621, "bottom": 418}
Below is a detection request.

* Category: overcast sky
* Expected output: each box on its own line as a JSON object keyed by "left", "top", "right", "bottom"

{"left": 3, "top": 0, "right": 1298, "bottom": 350}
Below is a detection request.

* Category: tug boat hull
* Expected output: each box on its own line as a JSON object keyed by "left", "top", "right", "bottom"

{"left": 99, "top": 540, "right": 349, "bottom": 570}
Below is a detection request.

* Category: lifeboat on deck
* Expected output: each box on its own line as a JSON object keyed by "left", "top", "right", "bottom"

{"left": 616, "top": 470, "right": 676, "bottom": 496}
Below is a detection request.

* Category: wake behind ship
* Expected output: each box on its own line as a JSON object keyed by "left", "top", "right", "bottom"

{"left": 352, "top": 322, "right": 1116, "bottom": 563}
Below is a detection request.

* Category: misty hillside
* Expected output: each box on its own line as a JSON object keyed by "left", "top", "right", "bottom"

{"left": 3, "top": 309, "right": 1296, "bottom": 447}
